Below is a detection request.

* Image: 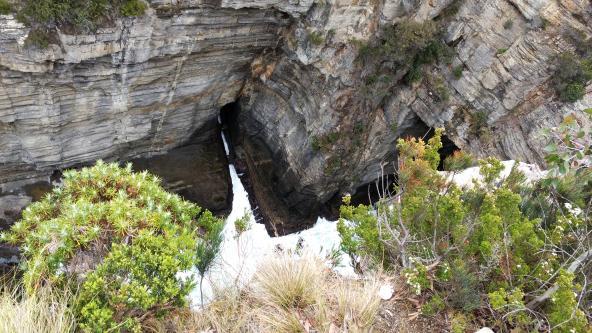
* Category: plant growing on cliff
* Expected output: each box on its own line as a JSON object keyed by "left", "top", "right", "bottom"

{"left": 443, "top": 150, "right": 475, "bottom": 171}
{"left": 0, "top": 0, "right": 11, "bottom": 15}
{"left": 307, "top": 30, "right": 325, "bottom": 46}
{"left": 120, "top": 0, "right": 147, "bottom": 17}
{"left": 18, "top": 0, "right": 148, "bottom": 33}
{"left": 338, "top": 128, "right": 592, "bottom": 332}
{"left": 553, "top": 53, "right": 592, "bottom": 103}
{"left": 356, "top": 18, "right": 454, "bottom": 98}
{"left": 1, "top": 161, "right": 224, "bottom": 332}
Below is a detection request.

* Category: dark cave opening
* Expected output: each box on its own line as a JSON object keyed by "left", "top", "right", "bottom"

{"left": 219, "top": 101, "right": 241, "bottom": 145}
{"left": 438, "top": 132, "right": 460, "bottom": 171}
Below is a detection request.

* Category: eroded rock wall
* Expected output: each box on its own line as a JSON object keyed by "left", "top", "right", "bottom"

{"left": 237, "top": 0, "right": 592, "bottom": 230}
{"left": 0, "top": 1, "right": 290, "bottom": 190}
{"left": 0, "top": 0, "right": 591, "bottom": 234}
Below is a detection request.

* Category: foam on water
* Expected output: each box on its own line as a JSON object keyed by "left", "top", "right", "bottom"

{"left": 185, "top": 131, "right": 354, "bottom": 308}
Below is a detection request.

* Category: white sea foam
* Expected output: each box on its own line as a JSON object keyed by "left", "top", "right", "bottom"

{"left": 185, "top": 160, "right": 354, "bottom": 309}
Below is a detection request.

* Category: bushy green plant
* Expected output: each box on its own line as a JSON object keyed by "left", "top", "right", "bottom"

{"left": 547, "top": 270, "right": 589, "bottom": 333}
{"left": 338, "top": 128, "right": 592, "bottom": 331}
{"left": 18, "top": 0, "right": 147, "bottom": 33}
{"left": 452, "top": 65, "right": 464, "bottom": 79}
{"left": 120, "top": 0, "right": 147, "bottom": 17}
{"left": 2, "top": 161, "right": 224, "bottom": 332}
{"left": 553, "top": 53, "right": 592, "bottom": 102}
{"left": 421, "top": 293, "right": 445, "bottom": 316}
{"left": 77, "top": 230, "right": 196, "bottom": 332}
{"left": 24, "top": 29, "right": 51, "bottom": 49}
{"left": 307, "top": 30, "right": 325, "bottom": 46}
{"left": 357, "top": 19, "right": 453, "bottom": 87}
{"left": 0, "top": 0, "right": 11, "bottom": 15}
{"left": 443, "top": 150, "right": 475, "bottom": 171}
{"left": 310, "top": 131, "right": 341, "bottom": 153}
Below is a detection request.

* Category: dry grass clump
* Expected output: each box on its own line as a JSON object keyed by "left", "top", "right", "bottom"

{"left": 0, "top": 286, "right": 75, "bottom": 333}
{"left": 174, "top": 253, "right": 384, "bottom": 333}
{"left": 252, "top": 253, "right": 326, "bottom": 309}
{"left": 336, "top": 279, "right": 381, "bottom": 330}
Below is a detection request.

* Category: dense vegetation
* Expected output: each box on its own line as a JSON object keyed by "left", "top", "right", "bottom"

{"left": 553, "top": 53, "right": 592, "bottom": 103}
{"left": 5, "top": 0, "right": 148, "bottom": 48}
{"left": 1, "top": 162, "right": 223, "bottom": 332}
{"left": 338, "top": 121, "right": 592, "bottom": 332}
{"left": 357, "top": 19, "right": 453, "bottom": 91}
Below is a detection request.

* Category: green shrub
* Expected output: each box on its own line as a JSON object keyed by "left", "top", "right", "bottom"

{"left": 547, "top": 271, "right": 589, "bottom": 333}
{"left": 120, "top": 0, "right": 147, "bottom": 17}
{"left": 431, "top": 76, "right": 450, "bottom": 102}
{"left": 421, "top": 294, "right": 445, "bottom": 316}
{"left": 559, "top": 83, "right": 586, "bottom": 102}
{"left": 0, "top": 0, "right": 11, "bottom": 15}
{"left": 24, "top": 29, "right": 51, "bottom": 49}
{"left": 18, "top": 0, "right": 147, "bottom": 32}
{"left": 307, "top": 30, "right": 325, "bottom": 46}
{"left": 468, "top": 110, "right": 489, "bottom": 137}
{"left": 2, "top": 161, "right": 224, "bottom": 332}
{"left": 452, "top": 65, "right": 464, "bottom": 79}
{"left": 358, "top": 19, "right": 453, "bottom": 87}
{"left": 338, "top": 128, "right": 592, "bottom": 331}
{"left": 405, "top": 64, "right": 423, "bottom": 84}
{"left": 310, "top": 131, "right": 341, "bottom": 152}
{"left": 503, "top": 19, "right": 513, "bottom": 30}
{"left": 443, "top": 150, "right": 475, "bottom": 171}
{"left": 447, "top": 261, "right": 481, "bottom": 312}
{"left": 450, "top": 313, "right": 470, "bottom": 333}
{"left": 553, "top": 52, "right": 592, "bottom": 103}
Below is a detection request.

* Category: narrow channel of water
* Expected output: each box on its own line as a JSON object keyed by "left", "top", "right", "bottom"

{"left": 184, "top": 119, "right": 355, "bottom": 308}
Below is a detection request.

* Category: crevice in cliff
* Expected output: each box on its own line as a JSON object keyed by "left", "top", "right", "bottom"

{"left": 219, "top": 101, "right": 273, "bottom": 234}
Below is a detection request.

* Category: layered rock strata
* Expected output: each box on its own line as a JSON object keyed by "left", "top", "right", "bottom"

{"left": 0, "top": 0, "right": 591, "bottom": 235}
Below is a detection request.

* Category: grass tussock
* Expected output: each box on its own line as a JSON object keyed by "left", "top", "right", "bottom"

{"left": 336, "top": 279, "right": 381, "bottom": 329}
{"left": 0, "top": 286, "right": 75, "bottom": 333}
{"left": 253, "top": 253, "right": 326, "bottom": 309}
{"left": 173, "top": 253, "right": 384, "bottom": 333}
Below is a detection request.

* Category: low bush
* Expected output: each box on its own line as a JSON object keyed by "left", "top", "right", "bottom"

{"left": 0, "top": 0, "right": 11, "bottom": 15}
{"left": 338, "top": 126, "right": 592, "bottom": 332}
{"left": 307, "top": 30, "right": 325, "bottom": 46}
{"left": 358, "top": 19, "right": 453, "bottom": 86}
{"left": 443, "top": 150, "right": 475, "bottom": 171}
{"left": 553, "top": 53, "right": 592, "bottom": 102}
{"left": 120, "top": 0, "right": 147, "bottom": 17}
{"left": 24, "top": 29, "right": 51, "bottom": 49}
{"left": 452, "top": 65, "right": 464, "bottom": 79}
{"left": 2, "top": 161, "right": 224, "bottom": 332}
{"left": 18, "top": 0, "right": 147, "bottom": 33}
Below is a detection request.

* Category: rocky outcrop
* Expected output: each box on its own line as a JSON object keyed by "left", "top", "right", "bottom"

{"left": 0, "top": 0, "right": 591, "bottom": 235}
{"left": 0, "top": 2, "right": 289, "bottom": 191}
{"left": 236, "top": 0, "right": 592, "bottom": 231}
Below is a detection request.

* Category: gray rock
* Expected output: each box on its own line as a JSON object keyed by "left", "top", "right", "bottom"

{"left": 0, "top": 0, "right": 591, "bottom": 235}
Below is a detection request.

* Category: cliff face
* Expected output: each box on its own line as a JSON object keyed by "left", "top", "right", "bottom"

{"left": 0, "top": 1, "right": 290, "bottom": 188}
{"left": 1, "top": 0, "right": 591, "bottom": 234}
{"left": 237, "top": 0, "right": 592, "bottom": 231}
